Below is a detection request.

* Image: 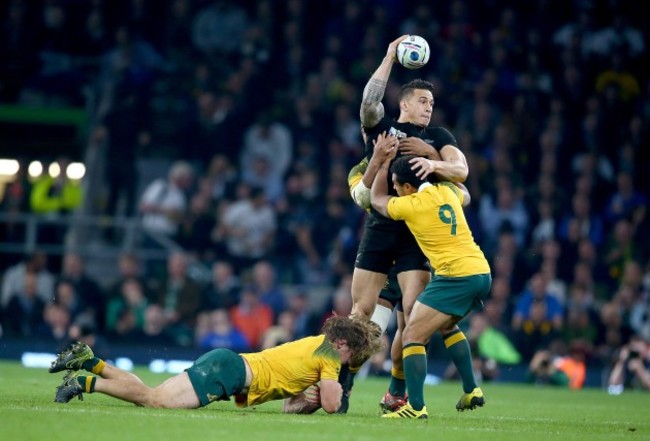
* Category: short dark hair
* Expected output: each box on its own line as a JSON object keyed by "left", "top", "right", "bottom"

{"left": 399, "top": 79, "right": 435, "bottom": 102}
{"left": 390, "top": 155, "right": 425, "bottom": 188}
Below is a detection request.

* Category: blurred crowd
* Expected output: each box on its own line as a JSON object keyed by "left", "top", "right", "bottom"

{"left": 1, "top": 0, "right": 650, "bottom": 390}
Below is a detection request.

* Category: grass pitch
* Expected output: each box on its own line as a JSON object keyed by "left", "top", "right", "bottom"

{"left": 1, "top": 360, "right": 648, "bottom": 441}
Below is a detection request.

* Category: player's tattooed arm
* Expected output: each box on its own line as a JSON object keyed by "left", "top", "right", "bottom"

{"left": 360, "top": 35, "right": 408, "bottom": 128}
{"left": 360, "top": 78, "right": 386, "bottom": 128}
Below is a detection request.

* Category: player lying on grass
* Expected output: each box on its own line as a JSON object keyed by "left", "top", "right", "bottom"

{"left": 49, "top": 315, "right": 382, "bottom": 413}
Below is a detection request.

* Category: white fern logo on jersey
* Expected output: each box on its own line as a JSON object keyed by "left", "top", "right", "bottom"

{"left": 388, "top": 127, "right": 407, "bottom": 139}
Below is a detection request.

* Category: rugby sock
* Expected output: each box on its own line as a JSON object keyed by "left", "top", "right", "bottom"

{"left": 388, "top": 366, "right": 406, "bottom": 397}
{"left": 77, "top": 375, "right": 96, "bottom": 393}
{"left": 349, "top": 365, "right": 360, "bottom": 390}
{"left": 370, "top": 304, "right": 392, "bottom": 334}
{"left": 82, "top": 358, "right": 106, "bottom": 375}
{"left": 402, "top": 343, "right": 427, "bottom": 411}
{"left": 444, "top": 330, "right": 477, "bottom": 393}
{"left": 336, "top": 364, "right": 358, "bottom": 413}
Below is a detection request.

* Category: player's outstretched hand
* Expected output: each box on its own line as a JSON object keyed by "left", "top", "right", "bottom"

{"left": 409, "top": 156, "right": 436, "bottom": 180}
{"left": 373, "top": 131, "right": 398, "bottom": 164}
{"left": 386, "top": 35, "right": 409, "bottom": 62}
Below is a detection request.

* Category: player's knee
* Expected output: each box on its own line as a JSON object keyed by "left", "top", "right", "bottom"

{"left": 439, "top": 323, "right": 459, "bottom": 336}
{"left": 401, "top": 326, "right": 415, "bottom": 343}
{"left": 147, "top": 387, "right": 174, "bottom": 408}
{"left": 401, "top": 301, "right": 414, "bottom": 317}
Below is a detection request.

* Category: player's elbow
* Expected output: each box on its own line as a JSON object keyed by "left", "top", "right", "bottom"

{"left": 454, "top": 166, "right": 469, "bottom": 182}
{"left": 370, "top": 197, "right": 389, "bottom": 218}
{"left": 370, "top": 195, "right": 379, "bottom": 212}
{"left": 351, "top": 182, "right": 371, "bottom": 209}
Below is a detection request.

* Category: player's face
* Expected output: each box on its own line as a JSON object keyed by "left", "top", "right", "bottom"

{"left": 335, "top": 341, "right": 353, "bottom": 364}
{"left": 392, "top": 174, "right": 407, "bottom": 196}
{"left": 392, "top": 174, "right": 416, "bottom": 197}
{"left": 401, "top": 89, "right": 434, "bottom": 127}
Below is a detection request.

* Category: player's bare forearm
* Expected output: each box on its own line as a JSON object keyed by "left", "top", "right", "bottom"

{"left": 370, "top": 165, "right": 393, "bottom": 218}
{"left": 432, "top": 159, "right": 468, "bottom": 182}
{"left": 436, "top": 145, "right": 469, "bottom": 182}
{"left": 361, "top": 154, "right": 384, "bottom": 188}
{"left": 319, "top": 379, "right": 342, "bottom": 413}
{"left": 282, "top": 389, "right": 321, "bottom": 414}
{"left": 360, "top": 77, "right": 388, "bottom": 128}
{"left": 360, "top": 35, "right": 408, "bottom": 128}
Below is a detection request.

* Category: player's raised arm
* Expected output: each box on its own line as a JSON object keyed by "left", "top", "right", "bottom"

{"left": 360, "top": 35, "right": 408, "bottom": 128}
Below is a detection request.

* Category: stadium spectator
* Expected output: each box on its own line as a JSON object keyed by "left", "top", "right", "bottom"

{"left": 250, "top": 260, "right": 286, "bottom": 320}
{"left": 139, "top": 160, "right": 195, "bottom": 241}
{"left": 202, "top": 153, "right": 238, "bottom": 204}
{"left": 1, "top": 271, "right": 46, "bottom": 338}
{"left": 196, "top": 308, "right": 249, "bottom": 352}
{"left": 215, "top": 185, "right": 276, "bottom": 273}
{"left": 285, "top": 290, "right": 320, "bottom": 339}
{"left": 39, "top": 302, "right": 72, "bottom": 343}
{"left": 151, "top": 251, "right": 202, "bottom": 346}
{"left": 106, "top": 253, "right": 148, "bottom": 301}
{"left": 512, "top": 273, "right": 564, "bottom": 359}
{"left": 52, "top": 279, "right": 85, "bottom": 324}
{"left": 230, "top": 285, "right": 273, "bottom": 350}
{"left": 59, "top": 253, "right": 105, "bottom": 330}
{"left": 176, "top": 191, "right": 215, "bottom": 261}
{"left": 127, "top": 304, "right": 177, "bottom": 346}
{"left": 261, "top": 310, "right": 297, "bottom": 349}
{"left": 604, "top": 170, "right": 646, "bottom": 227}
{"left": 201, "top": 260, "right": 240, "bottom": 311}
{"left": 240, "top": 112, "right": 293, "bottom": 191}
{"left": 1, "top": 251, "right": 54, "bottom": 308}
{"left": 316, "top": 285, "right": 348, "bottom": 325}
{"left": 608, "top": 335, "right": 650, "bottom": 392}
{"left": 527, "top": 344, "right": 587, "bottom": 389}
{"left": 467, "top": 312, "right": 521, "bottom": 366}
{"left": 479, "top": 184, "right": 529, "bottom": 251}
{"left": 105, "top": 277, "right": 148, "bottom": 341}
{"left": 603, "top": 219, "right": 642, "bottom": 287}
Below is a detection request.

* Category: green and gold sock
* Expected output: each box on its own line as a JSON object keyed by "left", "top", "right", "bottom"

{"left": 402, "top": 343, "right": 427, "bottom": 411}
{"left": 77, "top": 375, "right": 96, "bottom": 393}
{"left": 82, "top": 358, "right": 106, "bottom": 375}
{"left": 444, "top": 330, "right": 477, "bottom": 393}
{"left": 388, "top": 366, "right": 406, "bottom": 397}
